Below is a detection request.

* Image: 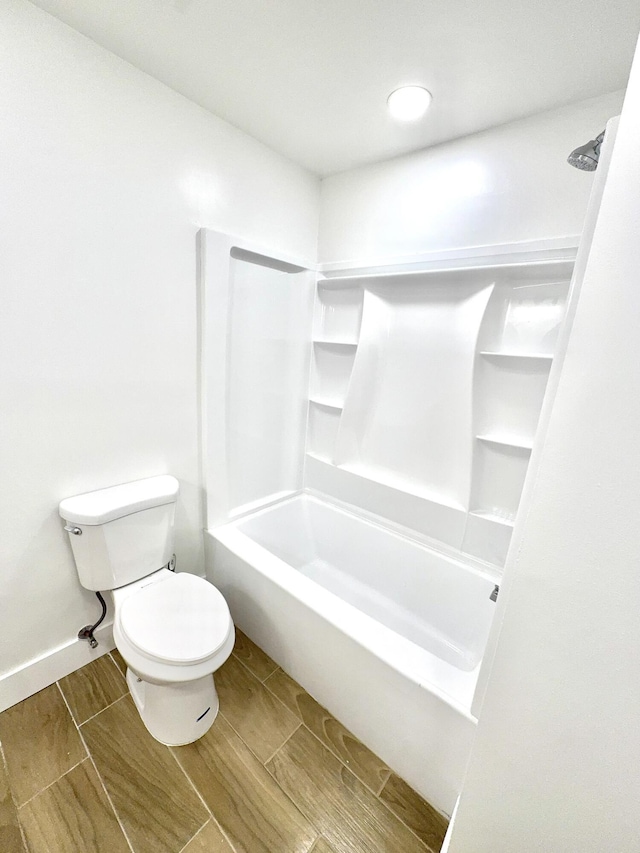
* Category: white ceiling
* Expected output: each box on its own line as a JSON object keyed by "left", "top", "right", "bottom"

{"left": 29, "top": 0, "right": 640, "bottom": 176}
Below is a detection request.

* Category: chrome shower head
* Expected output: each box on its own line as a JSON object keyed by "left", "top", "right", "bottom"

{"left": 567, "top": 131, "right": 605, "bottom": 171}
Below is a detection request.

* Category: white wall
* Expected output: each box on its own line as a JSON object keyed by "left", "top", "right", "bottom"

{"left": 0, "top": 0, "right": 318, "bottom": 700}
{"left": 318, "top": 91, "right": 624, "bottom": 265}
{"left": 447, "top": 39, "right": 640, "bottom": 853}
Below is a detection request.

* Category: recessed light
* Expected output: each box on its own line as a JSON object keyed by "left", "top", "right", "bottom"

{"left": 387, "top": 86, "right": 432, "bottom": 121}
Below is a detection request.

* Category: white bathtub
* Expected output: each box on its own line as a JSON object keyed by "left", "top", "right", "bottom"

{"left": 206, "top": 494, "right": 497, "bottom": 815}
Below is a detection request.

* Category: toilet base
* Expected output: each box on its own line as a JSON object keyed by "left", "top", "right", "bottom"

{"left": 126, "top": 668, "right": 219, "bottom": 746}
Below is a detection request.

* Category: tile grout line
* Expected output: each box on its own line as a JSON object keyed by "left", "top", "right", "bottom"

{"left": 280, "top": 718, "right": 392, "bottom": 801}
{"left": 212, "top": 709, "right": 318, "bottom": 852}
{"left": 262, "top": 667, "right": 281, "bottom": 688}
{"left": 223, "top": 657, "right": 307, "bottom": 746}
{"left": 372, "top": 782, "right": 439, "bottom": 853}
{"left": 174, "top": 819, "right": 212, "bottom": 853}
{"left": 263, "top": 719, "right": 433, "bottom": 853}
{"left": 167, "top": 746, "right": 212, "bottom": 818}
{"left": 57, "top": 652, "right": 127, "bottom": 727}
{"left": 169, "top": 744, "right": 240, "bottom": 853}
{"left": 231, "top": 649, "right": 280, "bottom": 684}
{"left": 56, "top": 651, "right": 441, "bottom": 853}
{"left": 213, "top": 680, "right": 299, "bottom": 765}
{"left": 308, "top": 837, "right": 329, "bottom": 853}
{"left": 216, "top": 710, "right": 263, "bottom": 763}
{"left": 259, "top": 733, "right": 326, "bottom": 853}
{"left": 16, "top": 757, "right": 88, "bottom": 810}
{"left": 231, "top": 644, "right": 442, "bottom": 851}
{"left": 266, "top": 715, "right": 434, "bottom": 853}
{"left": 260, "top": 720, "right": 303, "bottom": 767}
{"left": 305, "top": 836, "right": 323, "bottom": 853}
{"left": 216, "top": 705, "right": 301, "bottom": 769}
{"left": 55, "top": 682, "right": 136, "bottom": 853}
{"left": 108, "top": 651, "right": 127, "bottom": 675}
{"left": 258, "top": 664, "right": 282, "bottom": 683}
{"left": 261, "top": 722, "right": 305, "bottom": 776}
{"left": 256, "top": 661, "right": 441, "bottom": 848}
{"left": 0, "top": 739, "right": 30, "bottom": 853}
{"left": 74, "top": 691, "right": 129, "bottom": 728}
{"left": 260, "top": 672, "right": 393, "bottom": 799}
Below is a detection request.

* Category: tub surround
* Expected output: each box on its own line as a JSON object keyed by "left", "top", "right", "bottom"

{"left": 201, "top": 230, "right": 576, "bottom": 814}
{"left": 202, "top": 230, "right": 573, "bottom": 573}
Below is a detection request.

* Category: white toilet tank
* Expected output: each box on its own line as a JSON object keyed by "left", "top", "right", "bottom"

{"left": 59, "top": 475, "right": 180, "bottom": 591}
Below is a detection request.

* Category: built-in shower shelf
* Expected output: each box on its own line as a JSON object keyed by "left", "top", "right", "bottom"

{"left": 309, "top": 397, "right": 344, "bottom": 411}
{"left": 339, "top": 462, "right": 466, "bottom": 512}
{"left": 319, "top": 258, "right": 574, "bottom": 287}
{"left": 480, "top": 350, "right": 553, "bottom": 362}
{"left": 313, "top": 339, "right": 359, "bottom": 348}
{"left": 469, "top": 510, "right": 515, "bottom": 528}
{"left": 476, "top": 434, "right": 533, "bottom": 451}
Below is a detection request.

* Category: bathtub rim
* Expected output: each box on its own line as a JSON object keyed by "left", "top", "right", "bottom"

{"left": 228, "top": 487, "right": 502, "bottom": 584}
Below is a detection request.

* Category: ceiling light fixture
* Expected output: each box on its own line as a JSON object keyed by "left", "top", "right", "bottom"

{"left": 387, "top": 86, "right": 432, "bottom": 121}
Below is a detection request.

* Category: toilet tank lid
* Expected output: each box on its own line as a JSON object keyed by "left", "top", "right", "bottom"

{"left": 59, "top": 475, "right": 179, "bottom": 525}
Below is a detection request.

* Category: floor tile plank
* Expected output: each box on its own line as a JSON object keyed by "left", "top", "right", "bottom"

{"left": 232, "top": 630, "right": 279, "bottom": 681}
{"left": 265, "top": 670, "right": 390, "bottom": 793}
{"left": 181, "top": 819, "right": 236, "bottom": 852}
{"left": 217, "top": 655, "right": 300, "bottom": 763}
{"left": 0, "top": 685, "right": 86, "bottom": 806}
{"left": 82, "top": 697, "right": 208, "bottom": 853}
{"left": 59, "top": 655, "right": 127, "bottom": 725}
{"left": 379, "top": 773, "right": 448, "bottom": 852}
{"left": 173, "top": 714, "right": 316, "bottom": 853}
{"left": 0, "top": 751, "right": 25, "bottom": 853}
{"left": 267, "top": 726, "right": 428, "bottom": 853}
{"left": 18, "top": 759, "right": 130, "bottom": 853}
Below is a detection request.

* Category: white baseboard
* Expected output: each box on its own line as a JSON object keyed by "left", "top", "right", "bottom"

{"left": 0, "top": 622, "right": 115, "bottom": 713}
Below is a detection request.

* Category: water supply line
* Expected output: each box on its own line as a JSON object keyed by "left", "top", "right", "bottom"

{"left": 78, "top": 592, "right": 107, "bottom": 649}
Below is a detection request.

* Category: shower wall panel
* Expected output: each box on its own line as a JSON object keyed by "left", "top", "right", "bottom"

{"left": 200, "top": 230, "right": 314, "bottom": 527}
{"left": 226, "top": 256, "right": 312, "bottom": 513}
{"left": 305, "top": 261, "right": 573, "bottom": 571}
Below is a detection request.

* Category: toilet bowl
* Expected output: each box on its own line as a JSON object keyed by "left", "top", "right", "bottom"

{"left": 59, "top": 474, "right": 235, "bottom": 746}
{"left": 112, "top": 569, "right": 235, "bottom": 745}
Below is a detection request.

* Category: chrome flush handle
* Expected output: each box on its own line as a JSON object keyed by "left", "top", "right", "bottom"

{"left": 64, "top": 525, "right": 82, "bottom": 535}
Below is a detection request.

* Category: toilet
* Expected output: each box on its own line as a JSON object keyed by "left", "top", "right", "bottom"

{"left": 59, "top": 474, "right": 234, "bottom": 746}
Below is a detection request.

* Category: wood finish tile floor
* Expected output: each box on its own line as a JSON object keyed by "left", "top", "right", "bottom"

{"left": 0, "top": 630, "right": 448, "bottom": 853}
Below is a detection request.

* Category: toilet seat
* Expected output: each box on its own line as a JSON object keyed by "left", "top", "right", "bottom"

{"left": 113, "top": 569, "right": 235, "bottom": 685}
{"left": 119, "top": 572, "right": 231, "bottom": 665}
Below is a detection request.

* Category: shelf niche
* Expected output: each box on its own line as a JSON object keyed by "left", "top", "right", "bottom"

{"left": 470, "top": 441, "right": 531, "bottom": 525}
{"left": 313, "top": 282, "right": 363, "bottom": 344}
{"left": 478, "top": 279, "right": 569, "bottom": 356}
{"left": 310, "top": 341, "right": 358, "bottom": 409}
{"left": 307, "top": 401, "right": 341, "bottom": 463}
